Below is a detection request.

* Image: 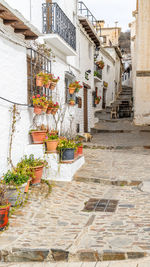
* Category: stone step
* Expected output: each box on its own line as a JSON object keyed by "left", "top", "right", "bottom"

{"left": 25, "top": 144, "right": 85, "bottom": 182}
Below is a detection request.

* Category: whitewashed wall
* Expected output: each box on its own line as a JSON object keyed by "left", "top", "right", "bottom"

{"left": 0, "top": 21, "right": 34, "bottom": 177}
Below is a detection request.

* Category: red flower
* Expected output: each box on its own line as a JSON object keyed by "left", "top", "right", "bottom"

{"left": 36, "top": 94, "right": 40, "bottom": 98}
{"left": 32, "top": 96, "right": 35, "bottom": 99}
{"left": 43, "top": 94, "right": 46, "bottom": 97}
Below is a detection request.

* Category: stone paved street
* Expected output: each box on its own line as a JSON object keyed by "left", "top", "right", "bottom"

{"left": 1, "top": 125, "right": 150, "bottom": 263}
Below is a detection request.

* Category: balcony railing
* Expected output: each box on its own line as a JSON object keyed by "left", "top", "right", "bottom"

{"left": 78, "top": 1, "right": 101, "bottom": 35}
{"left": 42, "top": 3, "right": 76, "bottom": 51}
{"left": 94, "top": 64, "right": 102, "bottom": 80}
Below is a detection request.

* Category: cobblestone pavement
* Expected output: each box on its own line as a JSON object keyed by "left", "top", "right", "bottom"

{"left": 1, "top": 176, "right": 150, "bottom": 261}
{"left": 75, "top": 149, "right": 150, "bottom": 184}
{"left": 1, "top": 257, "right": 150, "bottom": 266}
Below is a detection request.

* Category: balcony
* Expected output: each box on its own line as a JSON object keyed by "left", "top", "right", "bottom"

{"left": 78, "top": 1, "right": 100, "bottom": 48}
{"left": 42, "top": 3, "right": 76, "bottom": 56}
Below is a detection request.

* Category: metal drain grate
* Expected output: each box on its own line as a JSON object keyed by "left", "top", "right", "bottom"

{"left": 83, "top": 198, "right": 118, "bottom": 212}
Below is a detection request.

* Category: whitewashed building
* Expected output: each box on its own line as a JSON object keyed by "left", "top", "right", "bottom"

{"left": 0, "top": 0, "right": 122, "bottom": 176}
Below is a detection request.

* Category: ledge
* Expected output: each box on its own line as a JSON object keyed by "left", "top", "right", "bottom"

{"left": 43, "top": 34, "right": 77, "bottom": 56}
{"left": 94, "top": 76, "right": 102, "bottom": 83}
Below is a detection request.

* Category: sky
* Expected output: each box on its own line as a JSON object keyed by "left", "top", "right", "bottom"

{"left": 82, "top": 0, "right": 136, "bottom": 31}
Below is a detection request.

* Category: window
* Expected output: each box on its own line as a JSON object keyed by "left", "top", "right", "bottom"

{"left": 27, "top": 48, "right": 51, "bottom": 105}
{"left": 65, "top": 73, "right": 76, "bottom": 104}
{"left": 107, "top": 65, "right": 110, "bottom": 73}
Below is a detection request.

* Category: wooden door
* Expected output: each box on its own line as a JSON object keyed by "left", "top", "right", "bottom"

{"left": 84, "top": 87, "right": 88, "bottom": 132}
{"left": 102, "top": 88, "right": 106, "bottom": 109}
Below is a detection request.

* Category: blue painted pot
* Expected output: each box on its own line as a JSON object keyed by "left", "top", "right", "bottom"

{"left": 60, "top": 148, "right": 75, "bottom": 162}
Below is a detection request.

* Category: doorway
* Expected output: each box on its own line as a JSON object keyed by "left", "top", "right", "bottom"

{"left": 102, "top": 88, "right": 107, "bottom": 109}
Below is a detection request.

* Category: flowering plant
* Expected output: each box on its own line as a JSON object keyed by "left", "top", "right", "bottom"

{"left": 3, "top": 170, "right": 29, "bottom": 186}
{"left": 57, "top": 139, "right": 76, "bottom": 151}
{"left": 32, "top": 94, "right": 48, "bottom": 107}
{"left": 69, "top": 81, "right": 82, "bottom": 89}
{"left": 45, "top": 133, "right": 59, "bottom": 141}
{"left": 51, "top": 76, "right": 60, "bottom": 83}
{"left": 95, "top": 96, "right": 101, "bottom": 101}
{"left": 47, "top": 99, "right": 54, "bottom": 108}
{"left": 53, "top": 102, "right": 59, "bottom": 109}
{"left": 96, "top": 60, "right": 105, "bottom": 69}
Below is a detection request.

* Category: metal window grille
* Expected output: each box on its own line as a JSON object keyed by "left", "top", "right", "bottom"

{"left": 42, "top": 3, "right": 76, "bottom": 51}
{"left": 27, "top": 48, "right": 52, "bottom": 105}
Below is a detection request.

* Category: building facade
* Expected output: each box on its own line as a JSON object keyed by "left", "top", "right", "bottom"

{"left": 130, "top": 0, "right": 150, "bottom": 125}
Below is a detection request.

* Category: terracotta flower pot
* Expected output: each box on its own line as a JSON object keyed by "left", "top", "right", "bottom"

{"left": 69, "top": 87, "right": 76, "bottom": 94}
{"left": 50, "top": 82, "right": 57, "bottom": 90}
{"left": 46, "top": 107, "right": 53, "bottom": 114}
{"left": 77, "top": 146, "right": 83, "bottom": 155}
{"left": 42, "top": 104, "right": 48, "bottom": 113}
{"left": 31, "top": 131, "right": 47, "bottom": 144}
{"left": 31, "top": 165, "right": 44, "bottom": 185}
{"left": 95, "top": 100, "right": 100, "bottom": 105}
{"left": 51, "top": 108, "right": 58, "bottom": 115}
{"left": 34, "top": 106, "right": 42, "bottom": 115}
{"left": 69, "top": 101, "right": 75, "bottom": 106}
{"left": 0, "top": 204, "right": 11, "bottom": 230}
{"left": 46, "top": 140, "right": 59, "bottom": 152}
{"left": 24, "top": 179, "right": 32, "bottom": 193}
{"left": 74, "top": 151, "right": 78, "bottom": 159}
{"left": 36, "top": 76, "right": 44, "bottom": 87}
{"left": 44, "top": 80, "right": 52, "bottom": 88}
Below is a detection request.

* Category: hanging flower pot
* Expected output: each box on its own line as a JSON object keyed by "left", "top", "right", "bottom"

{"left": 30, "top": 130, "right": 47, "bottom": 144}
{"left": 50, "top": 82, "right": 57, "bottom": 90}
{"left": 0, "top": 205, "right": 11, "bottom": 230}
{"left": 69, "top": 100, "right": 75, "bottom": 106}
{"left": 34, "top": 105, "right": 42, "bottom": 115}
{"left": 44, "top": 80, "right": 52, "bottom": 89}
{"left": 31, "top": 165, "right": 44, "bottom": 185}
{"left": 51, "top": 108, "right": 58, "bottom": 115}
{"left": 46, "top": 107, "right": 53, "bottom": 114}
{"left": 36, "top": 75, "right": 44, "bottom": 87}
{"left": 42, "top": 104, "right": 48, "bottom": 113}
{"left": 69, "top": 87, "right": 76, "bottom": 94}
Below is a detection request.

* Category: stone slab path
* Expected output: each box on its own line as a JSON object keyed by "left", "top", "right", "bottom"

{"left": 75, "top": 149, "right": 150, "bottom": 184}
{"left": 1, "top": 177, "right": 150, "bottom": 261}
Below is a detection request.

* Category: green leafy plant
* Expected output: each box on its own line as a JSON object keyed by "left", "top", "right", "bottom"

{"left": 32, "top": 94, "right": 48, "bottom": 108}
{"left": 57, "top": 139, "right": 76, "bottom": 151}
{"left": 15, "top": 155, "right": 47, "bottom": 178}
{"left": 94, "top": 71, "right": 102, "bottom": 79}
{"left": 3, "top": 170, "right": 29, "bottom": 186}
{"left": 45, "top": 133, "right": 59, "bottom": 141}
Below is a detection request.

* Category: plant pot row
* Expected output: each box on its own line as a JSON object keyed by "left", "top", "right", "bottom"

{"left": 34, "top": 106, "right": 58, "bottom": 115}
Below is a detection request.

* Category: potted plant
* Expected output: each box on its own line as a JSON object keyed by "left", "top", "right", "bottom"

{"left": 96, "top": 60, "right": 105, "bottom": 69}
{"left": 45, "top": 133, "right": 59, "bottom": 152}
{"left": 36, "top": 72, "right": 45, "bottom": 87}
{"left": 69, "top": 82, "right": 76, "bottom": 94}
{"left": 32, "top": 94, "right": 48, "bottom": 114}
{"left": 50, "top": 76, "right": 60, "bottom": 90}
{"left": 44, "top": 73, "right": 53, "bottom": 88}
{"left": 57, "top": 139, "right": 76, "bottom": 162}
{"left": 95, "top": 96, "right": 101, "bottom": 105}
{"left": 51, "top": 102, "right": 59, "bottom": 115}
{"left": 29, "top": 125, "right": 47, "bottom": 144}
{"left": 76, "top": 142, "right": 83, "bottom": 155}
{"left": 74, "top": 81, "right": 83, "bottom": 93}
{"left": 0, "top": 183, "right": 11, "bottom": 230}
{"left": 16, "top": 155, "right": 47, "bottom": 185}
{"left": 3, "top": 170, "right": 29, "bottom": 207}
{"left": 46, "top": 99, "right": 54, "bottom": 114}
{"left": 69, "top": 99, "right": 75, "bottom": 106}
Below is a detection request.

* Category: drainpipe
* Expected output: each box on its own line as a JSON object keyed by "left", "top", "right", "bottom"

{"left": 30, "top": 0, "right": 32, "bottom": 21}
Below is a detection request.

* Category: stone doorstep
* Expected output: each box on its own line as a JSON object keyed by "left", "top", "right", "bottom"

{"left": 0, "top": 248, "right": 147, "bottom": 262}
{"left": 83, "top": 144, "right": 145, "bottom": 150}
{"left": 74, "top": 176, "right": 141, "bottom": 187}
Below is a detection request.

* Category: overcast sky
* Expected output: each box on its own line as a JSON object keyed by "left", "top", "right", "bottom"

{"left": 82, "top": 0, "right": 136, "bottom": 31}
